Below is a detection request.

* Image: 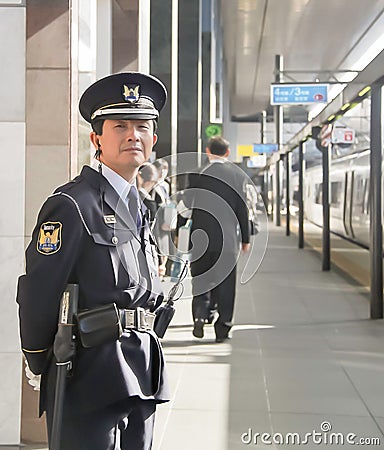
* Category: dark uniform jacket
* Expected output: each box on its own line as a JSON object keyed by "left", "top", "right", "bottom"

{"left": 16, "top": 165, "right": 169, "bottom": 415}
{"left": 188, "top": 161, "right": 250, "bottom": 257}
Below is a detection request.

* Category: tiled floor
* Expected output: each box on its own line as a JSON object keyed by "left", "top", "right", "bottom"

{"left": 153, "top": 224, "right": 384, "bottom": 449}
{"left": 16, "top": 224, "right": 384, "bottom": 449}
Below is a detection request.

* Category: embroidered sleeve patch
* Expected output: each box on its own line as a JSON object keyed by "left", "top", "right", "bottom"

{"left": 37, "top": 222, "right": 62, "bottom": 255}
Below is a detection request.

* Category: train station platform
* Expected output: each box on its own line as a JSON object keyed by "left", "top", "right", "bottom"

{"left": 152, "top": 223, "right": 384, "bottom": 449}
{"left": 9, "top": 223, "right": 384, "bottom": 449}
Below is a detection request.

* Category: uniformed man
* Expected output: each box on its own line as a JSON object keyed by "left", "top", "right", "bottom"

{"left": 16, "top": 72, "right": 169, "bottom": 449}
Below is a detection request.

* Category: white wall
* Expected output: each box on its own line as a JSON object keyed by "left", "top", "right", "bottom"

{"left": 0, "top": 4, "right": 25, "bottom": 444}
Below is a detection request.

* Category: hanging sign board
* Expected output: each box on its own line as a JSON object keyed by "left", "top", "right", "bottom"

{"left": 237, "top": 145, "right": 253, "bottom": 157}
{"left": 238, "top": 144, "right": 279, "bottom": 157}
{"left": 253, "top": 143, "right": 278, "bottom": 153}
{"left": 247, "top": 154, "right": 267, "bottom": 168}
{"left": 331, "top": 127, "right": 355, "bottom": 144}
{"left": 270, "top": 83, "right": 328, "bottom": 105}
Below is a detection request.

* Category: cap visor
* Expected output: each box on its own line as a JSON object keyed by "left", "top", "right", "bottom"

{"left": 95, "top": 113, "right": 159, "bottom": 122}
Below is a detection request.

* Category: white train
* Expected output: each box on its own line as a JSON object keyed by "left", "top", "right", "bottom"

{"left": 291, "top": 149, "right": 371, "bottom": 248}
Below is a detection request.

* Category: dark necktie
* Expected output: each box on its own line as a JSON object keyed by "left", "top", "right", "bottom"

{"left": 128, "top": 185, "right": 142, "bottom": 232}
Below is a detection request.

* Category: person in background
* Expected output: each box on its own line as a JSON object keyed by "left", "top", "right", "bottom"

{"left": 16, "top": 72, "right": 169, "bottom": 449}
{"left": 137, "top": 162, "right": 168, "bottom": 278}
{"left": 187, "top": 136, "right": 250, "bottom": 343}
{"left": 151, "top": 158, "right": 170, "bottom": 205}
{"left": 137, "top": 162, "right": 160, "bottom": 228}
{"left": 151, "top": 158, "right": 173, "bottom": 277}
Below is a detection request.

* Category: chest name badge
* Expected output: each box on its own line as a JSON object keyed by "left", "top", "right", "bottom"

{"left": 104, "top": 215, "right": 116, "bottom": 224}
{"left": 37, "top": 222, "right": 62, "bottom": 255}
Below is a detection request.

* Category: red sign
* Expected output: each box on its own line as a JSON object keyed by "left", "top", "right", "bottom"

{"left": 331, "top": 127, "right": 355, "bottom": 144}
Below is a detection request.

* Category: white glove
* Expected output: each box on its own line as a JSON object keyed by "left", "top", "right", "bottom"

{"left": 25, "top": 361, "right": 41, "bottom": 391}
{"left": 177, "top": 200, "right": 192, "bottom": 219}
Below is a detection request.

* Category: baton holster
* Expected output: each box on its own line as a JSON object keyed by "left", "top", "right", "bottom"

{"left": 53, "top": 324, "right": 76, "bottom": 364}
{"left": 76, "top": 303, "right": 122, "bottom": 348}
{"left": 154, "top": 301, "right": 175, "bottom": 338}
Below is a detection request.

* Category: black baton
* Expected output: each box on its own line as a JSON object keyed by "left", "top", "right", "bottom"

{"left": 50, "top": 284, "right": 79, "bottom": 450}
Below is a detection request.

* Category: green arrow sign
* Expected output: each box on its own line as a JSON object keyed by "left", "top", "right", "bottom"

{"left": 205, "top": 124, "right": 222, "bottom": 138}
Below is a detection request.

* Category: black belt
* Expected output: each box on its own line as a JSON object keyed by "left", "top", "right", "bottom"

{"left": 119, "top": 307, "right": 156, "bottom": 332}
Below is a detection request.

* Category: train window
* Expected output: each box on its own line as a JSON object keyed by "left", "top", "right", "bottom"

{"left": 315, "top": 183, "right": 322, "bottom": 204}
{"left": 351, "top": 175, "right": 370, "bottom": 215}
{"left": 330, "top": 181, "right": 343, "bottom": 207}
{"left": 353, "top": 176, "right": 366, "bottom": 214}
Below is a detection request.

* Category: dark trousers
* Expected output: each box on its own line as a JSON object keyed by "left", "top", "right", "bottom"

{"left": 191, "top": 250, "right": 237, "bottom": 339}
{"left": 46, "top": 396, "right": 156, "bottom": 450}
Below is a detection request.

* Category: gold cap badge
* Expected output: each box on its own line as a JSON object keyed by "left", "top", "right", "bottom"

{"left": 123, "top": 84, "right": 140, "bottom": 103}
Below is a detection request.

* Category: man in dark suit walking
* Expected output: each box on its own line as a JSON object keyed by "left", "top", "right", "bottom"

{"left": 188, "top": 136, "right": 250, "bottom": 342}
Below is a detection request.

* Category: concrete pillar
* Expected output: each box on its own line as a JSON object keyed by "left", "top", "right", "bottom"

{"left": 77, "top": 0, "right": 98, "bottom": 171}
{"left": 138, "top": 0, "right": 150, "bottom": 72}
{"left": 150, "top": 0, "right": 172, "bottom": 160}
{"left": 97, "top": 0, "right": 112, "bottom": 77}
{"left": 369, "top": 82, "right": 383, "bottom": 318}
{"left": 201, "top": 0, "right": 212, "bottom": 152}
{"left": 177, "top": 0, "right": 201, "bottom": 171}
{"left": 112, "top": 0, "right": 139, "bottom": 73}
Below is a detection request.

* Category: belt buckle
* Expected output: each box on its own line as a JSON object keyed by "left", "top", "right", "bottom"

{"left": 136, "top": 307, "right": 147, "bottom": 331}
{"left": 124, "top": 309, "right": 135, "bottom": 328}
{"left": 136, "top": 307, "right": 156, "bottom": 331}
{"left": 145, "top": 312, "right": 156, "bottom": 330}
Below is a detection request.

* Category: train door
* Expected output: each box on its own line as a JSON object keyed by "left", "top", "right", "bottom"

{"left": 351, "top": 173, "right": 370, "bottom": 245}
{"left": 343, "top": 171, "right": 355, "bottom": 238}
{"left": 268, "top": 173, "right": 274, "bottom": 217}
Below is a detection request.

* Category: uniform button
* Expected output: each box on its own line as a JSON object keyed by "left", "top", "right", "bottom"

{"left": 112, "top": 236, "right": 118, "bottom": 245}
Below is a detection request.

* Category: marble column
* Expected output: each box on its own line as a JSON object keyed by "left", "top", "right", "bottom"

{"left": 23, "top": 0, "right": 72, "bottom": 442}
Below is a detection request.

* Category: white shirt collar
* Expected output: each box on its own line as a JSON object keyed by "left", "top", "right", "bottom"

{"left": 90, "top": 160, "right": 136, "bottom": 198}
{"left": 209, "top": 157, "right": 226, "bottom": 164}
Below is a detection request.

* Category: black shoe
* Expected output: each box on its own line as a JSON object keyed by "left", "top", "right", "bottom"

{"left": 193, "top": 319, "right": 204, "bottom": 338}
{"left": 215, "top": 335, "right": 231, "bottom": 343}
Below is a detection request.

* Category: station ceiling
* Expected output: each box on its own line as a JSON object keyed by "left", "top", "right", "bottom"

{"left": 220, "top": 0, "right": 384, "bottom": 122}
